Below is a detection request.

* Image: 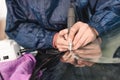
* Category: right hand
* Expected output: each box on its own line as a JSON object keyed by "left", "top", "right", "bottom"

{"left": 68, "top": 21, "right": 98, "bottom": 50}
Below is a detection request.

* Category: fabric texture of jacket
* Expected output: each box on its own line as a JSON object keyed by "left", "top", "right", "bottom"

{"left": 5, "top": 0, "right": 120, "bottom": 50}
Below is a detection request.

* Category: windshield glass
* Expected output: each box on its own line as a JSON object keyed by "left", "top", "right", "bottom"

{"left": 60, "top": 26, "right": 120, "bottom": 80}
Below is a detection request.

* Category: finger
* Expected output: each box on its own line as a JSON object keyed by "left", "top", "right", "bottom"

{"left": 83, "top": 34, "right": 96, "bottom": 47}
{"left": 56, "top": 38, "right": 69, "bottom": 47}
{"left": 81, "top": 43, "right": 96, "bottom": 49}
{"left": 68, "top": 22, "right": 81, "bottom": 42}
{"left": 59, "top": 29, "right": 68, "bottom": 37}
{"left": 73, "top": 49, "right": 94, "bottom": 55}
{"left": 78, "top": 40, "right": 101, "bottom": 50}
{"left": 57, "top": 47, "right": 68, "bottom": 52}
{"left": 73, "top": 24, "right": 88, "bottom": 48}
{"left": 57, "top": 44, "right": 69, "bottom": 49}
{"left": 58, "top": 48, "right": 68, "bottom": 52}
{"left": 64, "top": 34, "right": 68, "bottom": 40}
{"left": 73, "top": 33, "right": 88, "bottom": 49}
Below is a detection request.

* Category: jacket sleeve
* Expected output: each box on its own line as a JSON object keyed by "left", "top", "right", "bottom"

{"left": 5, "top": 0, "right": 56, "bottom": 49}
{"left": 89, "top": 0, "right": 120, "bottom": 37}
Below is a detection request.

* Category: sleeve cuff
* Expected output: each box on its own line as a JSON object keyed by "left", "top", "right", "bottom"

{"left": 88, "top": 22, "right": 105, "bottom": 37}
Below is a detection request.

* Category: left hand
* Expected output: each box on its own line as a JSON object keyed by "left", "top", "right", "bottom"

{"left": 54, "top": 29, "right": 69, "bottom": 52}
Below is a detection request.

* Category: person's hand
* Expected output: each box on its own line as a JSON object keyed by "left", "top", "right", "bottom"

{"left": 68, "top": 21, "right": 98, "bottom": 50}
{"left": 60, "top": 38, "right": 102, "bottom": 67}
{"left": 54, "top": 29, "right": 69, "bottom": 52}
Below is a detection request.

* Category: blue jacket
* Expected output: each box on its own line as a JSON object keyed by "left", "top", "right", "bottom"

{"left": 6, "top": 0, "right": 120, "bottom": 50}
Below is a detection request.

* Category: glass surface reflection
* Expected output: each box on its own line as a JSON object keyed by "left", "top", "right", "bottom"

{"left": 60, "top": 26, "right": 120, "bottom": 80}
